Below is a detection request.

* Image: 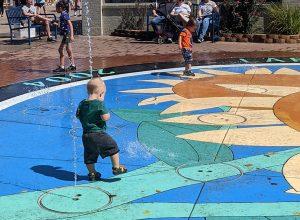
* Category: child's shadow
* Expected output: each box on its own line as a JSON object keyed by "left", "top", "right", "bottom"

{"left": 31, "top": 165, "right": 121, "bottom": 183}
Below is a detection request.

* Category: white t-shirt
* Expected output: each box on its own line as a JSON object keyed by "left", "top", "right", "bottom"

{"left": 171, "top": 3, "right": 191, "bottom": 16}
{"left": 22, "top": 5, "right": 36, "bottom": 15}
{"left": 199, "top": 0, "right": 217, "bottom": 17}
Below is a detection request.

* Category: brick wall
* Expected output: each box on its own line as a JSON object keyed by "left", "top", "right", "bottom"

{"left": 82, "top": 0, "right": 103, "bottom": 36}
{"left": 82, "top": 2, "right": 142, "bottom": 36}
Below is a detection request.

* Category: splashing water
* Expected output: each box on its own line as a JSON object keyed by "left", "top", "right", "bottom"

{"left": 124, "top": 141, "right": 152, "bottom": 159}
{"left": 83, "top": 0, "right": 93, "bottom": 75}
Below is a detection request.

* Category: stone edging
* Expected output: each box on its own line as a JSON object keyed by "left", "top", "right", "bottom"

{"left": 220, "top": 34, "right": 300, "bottom": 44}
{"left": 112, "top": 29, "right": 300, "bottom": 44}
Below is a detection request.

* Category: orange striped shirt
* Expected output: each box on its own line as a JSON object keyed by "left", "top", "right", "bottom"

{"left": 179, "top": 28, "right": 192, "bottom": 50}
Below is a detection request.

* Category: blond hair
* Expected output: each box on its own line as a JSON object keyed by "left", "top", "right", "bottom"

{"left": 87, "top": 77, "right": 105, "bottom": 95}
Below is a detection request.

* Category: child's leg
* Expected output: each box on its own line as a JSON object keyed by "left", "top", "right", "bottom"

{"left": 185, "top": 63, "right": 191, "bottom": 71}
{"left": 86, "top": 163, "right": 97, "bottom": 174}
{"left": 110, "top": 153, "right": 120, "bottom": 168}
{"left": 59, "top": 43, "right": 66, "bottom": 68}
{"left": 66, "top": 44, "right": 75, "bottom": 66}
{"left": 110, "top": 153, "right": 127, "bottom": 175}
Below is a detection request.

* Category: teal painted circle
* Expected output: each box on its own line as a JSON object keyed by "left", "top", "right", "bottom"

{"left": 38, "top": 186, "right": 112, "bottom": 214}
{"left": 176, "top": 162, "right": 242, "bottom": 182}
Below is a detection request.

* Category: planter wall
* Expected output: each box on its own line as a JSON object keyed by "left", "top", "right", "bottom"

{"left": 220, "top": 33, "right": 300, "bottom": 44}
{"left": 113, "top": 29, "right": 300, "bottom": 44}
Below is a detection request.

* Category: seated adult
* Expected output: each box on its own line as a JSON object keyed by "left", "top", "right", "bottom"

{"left": 150, "top": 0, "right": 175, "bottom": 36}
{"left": 22, "top": 0, "right": 55, "bottom": 42}
{"left": 170, "top": 0, "right": 191, "bottom": 25}
{"left": 196, "top": 0, "right": 219, "bottom": 43}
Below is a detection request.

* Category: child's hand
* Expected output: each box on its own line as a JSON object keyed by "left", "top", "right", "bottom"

{"left": 70, "top": 36, "right": 75, "bottom": 42}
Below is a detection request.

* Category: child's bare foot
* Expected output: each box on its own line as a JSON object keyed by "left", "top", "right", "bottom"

{"left": 112, "top": 165, "right": 127, "bottom": 175}
{"left": 88, "top": 172, "right": 101, "bottom": 181}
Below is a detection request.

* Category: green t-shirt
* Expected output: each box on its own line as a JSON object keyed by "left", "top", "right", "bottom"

{"left": 76, "top": 99, "right": 109, "bottom": 133}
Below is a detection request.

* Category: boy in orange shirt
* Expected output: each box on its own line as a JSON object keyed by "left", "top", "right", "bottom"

{"left": 179, "top": 18, "right": 197, "bottom": 76}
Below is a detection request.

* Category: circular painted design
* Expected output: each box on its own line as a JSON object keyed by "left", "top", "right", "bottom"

{"left": 274, "top": 91, "right": 300, "bottom": 132}
{"left": 176, "top": 162, "right": 243, "bottom": 183}
{"left": 38, "top": 186, "right": 112, "bottom": 214}
{"left": 197, "top": 113, "right": 247, "bottom": 125}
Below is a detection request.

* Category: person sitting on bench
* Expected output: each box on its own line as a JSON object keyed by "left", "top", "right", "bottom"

{"left": 196, "top": 0, "right": 219, "bottom": 43}
{"left": 22, "top": 0, "right": 55, "bottom": 42}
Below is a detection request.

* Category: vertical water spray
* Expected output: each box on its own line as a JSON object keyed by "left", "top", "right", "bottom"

{"left": 83, "top": 0, "right": 93, "bottom": 76}
{"left": 70, "top": 97, "right": 78, "bottom": 186}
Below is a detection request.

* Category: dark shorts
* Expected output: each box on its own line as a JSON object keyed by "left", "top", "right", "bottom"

{"left": 182, "top": 48, "right": 193, "bottom": 65}
{"left": 61, "top": 33, "right": 71, "bottom": 45}
{"left": 82, "top": 132, "right": 119, "bottom": 164}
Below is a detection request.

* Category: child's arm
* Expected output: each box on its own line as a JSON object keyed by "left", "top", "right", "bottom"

{"left": 101, "top": 113, "right": 110, "bottom": 121}
{"left": 68, "top": 19, "right": 74, "bottom": 41}
{"left": 100, "top": 100, "right": 110, "bottom": 121}
{"left": 178, "top": 35, "right": 183, "bottom": 50}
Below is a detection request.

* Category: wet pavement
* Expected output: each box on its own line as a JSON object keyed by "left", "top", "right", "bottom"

{"left": 0, "top": 36, "right": 300, "bottom": 87}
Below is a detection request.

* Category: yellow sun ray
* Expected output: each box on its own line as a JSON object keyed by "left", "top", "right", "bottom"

{"left": 120, "top": 87, "right": 173, "bottom": 94}
{"left": 139, "top": 79, "right": 183, "bottom": 86}
{"left": 160, "top": 109, "right": 282, "bottom": 126}
{"left": 273, "top": 68, "right": 300, "bottom": 75}
{"left": 283, "top": 154, "right": 300, "bottom": 194}
{"left": 161, "top": 97, "right": 280, "bottom": 114}
{"left": 199, "top": 69, "right": 239, "bottom": 75}
{"left": 245, "top": 68, "right": 272, "bottom": 75}
{"left": 168, "top": 71, "right": 212, "bottom": 79}
{"left": 186, "top": 73, "right": 214, "bottom": 79}
{"left": 178, "top": 126, "right": 300, "bottom": 146}
{"left": 216, "top": 84, "right": 300, "bottom": 96}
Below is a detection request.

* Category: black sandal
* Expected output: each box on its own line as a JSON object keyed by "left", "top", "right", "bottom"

{"left": 112, "top": 165, "right": 127, "bottom": 175}
{"left": 88, "top": 172, "right": 101, "bottom": 181}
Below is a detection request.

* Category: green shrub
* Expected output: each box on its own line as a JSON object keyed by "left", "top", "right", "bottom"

{"left": 265, "top": 4, "right": 300, "bottom": 35}
{"left": 220, "top": 0, "right": 264, "bottom": 34}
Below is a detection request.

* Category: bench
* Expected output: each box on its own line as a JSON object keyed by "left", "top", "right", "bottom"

{"left": 6, "top": 6, "right": 57, "bottom": 45}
